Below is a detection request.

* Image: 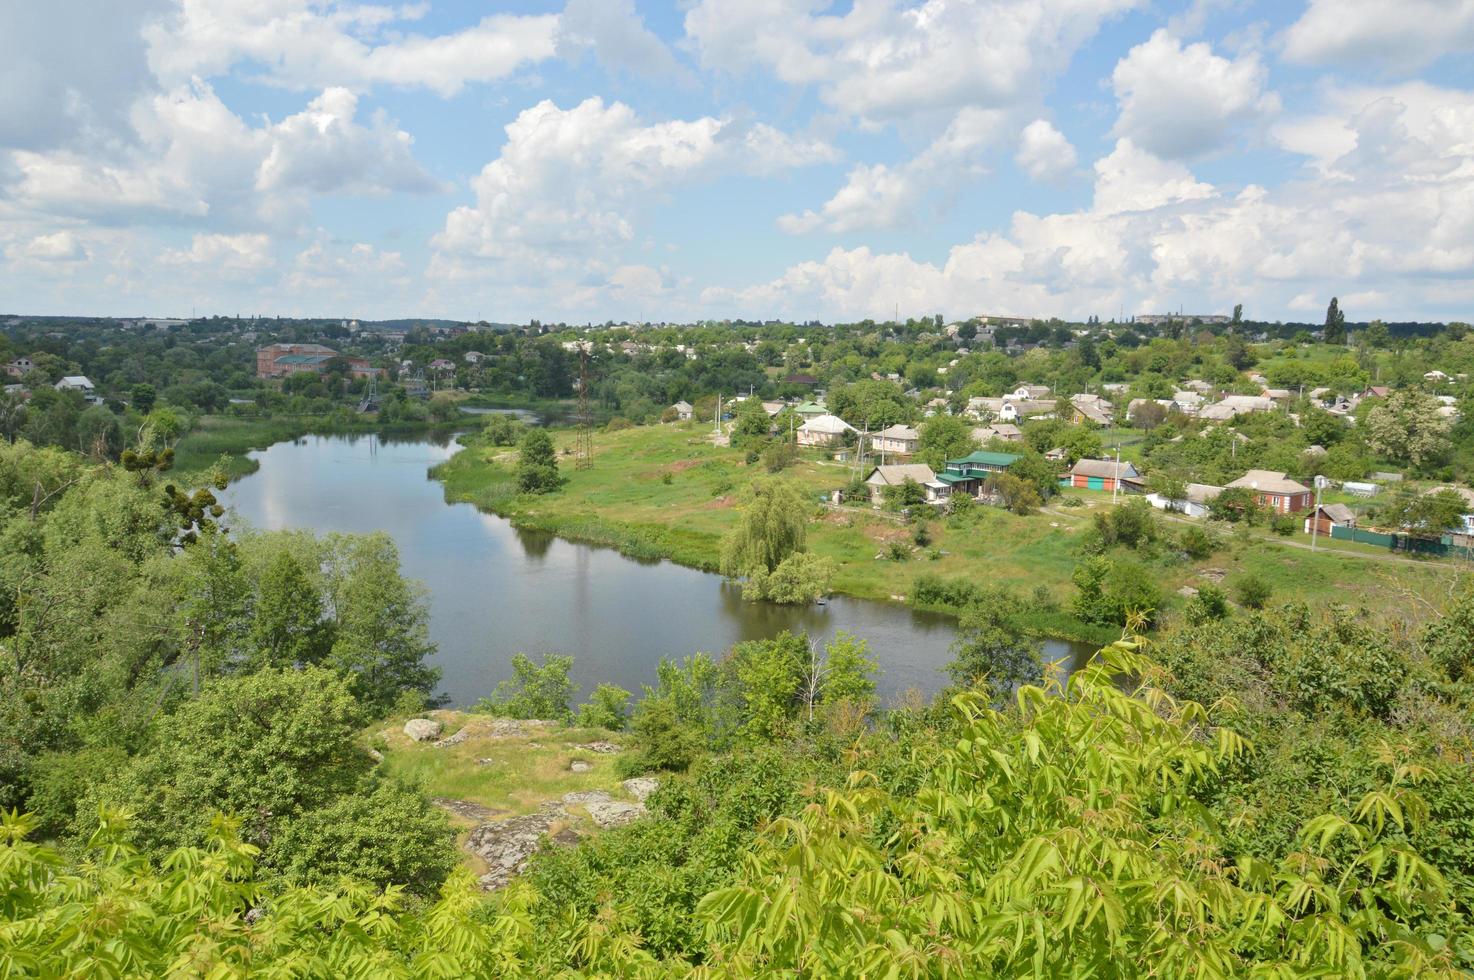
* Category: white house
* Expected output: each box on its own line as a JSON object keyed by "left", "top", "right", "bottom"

{"left": 670, "top": 400, "right": 693, "bottom": 421}
{"left": 797, "top": 413, "right": 857, "bottom": 448}
{"left": 55, "top": 376, "right": 102, "bottom": 405}
{"left": 1146, "top": 483, "right": 1223, "bottom": 518}
{"left": 864, "top": 463, "right": 945, "bottom": 505}
{"left": 868, "top": 423, "right": 919, "bottom": 458}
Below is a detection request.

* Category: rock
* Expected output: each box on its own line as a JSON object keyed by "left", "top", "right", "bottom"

{"left": 467, "top": 811, "right": 559, "bottom": 890}
{"left": 560, "top": 790, "right": 612, "bottom": 806}
{"left": 621, "top": 777, "right": 659, "bottom": 803}
{"left": 366, "top": 748, "right": 384, "bottom": 763}
{"left": 475, "top": 757, "right": 498, "bottom": 766}
{"left": 1200, "top": 567, "right": 1228, "bottom": 583}
{"left": 573, "top": 741, "right": 622, "bottom": 754}
{"left": 550, "top": 828, "right": 581, "bottom": 847}
{"left": 569, "top": 759, "right": 593, "bottom": 773}
{"left": 586, "top": 800, "right": 645, "bottom": 829}
{"left": 433, "top": 798, "right": 507, "bottom": 822}
{"left": 403, "top": 718, "right": 443, "bottom": 742}
{"left": 1177, "top": 586, "right": 1199, "bottom": 598}
{"left": 487, "top": 719, "right": 556, "bottom": 738}
{"left": 433, "top": 727, "right": 470, "bottom": 748}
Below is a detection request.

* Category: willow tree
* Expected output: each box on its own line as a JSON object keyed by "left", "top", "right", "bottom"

{"left": 719, "top": 479, "right": 809, "bottom": 580}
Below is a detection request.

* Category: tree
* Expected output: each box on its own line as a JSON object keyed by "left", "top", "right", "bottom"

{"left": 720, "top": 479, "right": 809, "bottom": 580}
{"left": 130, "top": 383, "right": 157, "bottom": 414}
{"left": 1131, "top": 400, "right": 1167, "bottom": 430}
{"left": 986, "top": 472, "right": 1041, "bottom": 515}
{"left": 1378, "top": 487, "right": 1469, "bottom": 540}
{"left": 516, "top": 428, "right": 565, "bottom": 494}
{"left": 730, "top": 398, "right": 773, "bottom": 446}
{"left": 1324, "top": 296, "right": 1347, "bottom": 345}
{"left": 881, "top": 476, "right": 927, "bottom": 510}
{"left": 1234, "top": 573, "right": 1272, "bottom": 609}
{"left": 479, "top": 652, "right": 575, "bottom": 720}
{"left": 577, "top": 683, "right": 632, "bottom": 730}
{"left": 947, "top": 588, "right": 1040, "bottom": 699}
{"left": 744, "top": 551, "right": 835, "bottom": 604}
{"left": 1365, "top": 390, "right": 1451, "bottom": 470}
{"left": 324, "top": 533, "right": 439, "bottom": 713}
{"left": 249, "top": 550, "right": 333, "bottom": 668}
{"left": 916, "top": 414, "right": 975, "bottom": 470}
{"left": 1232, "top": 303, "right": 1243, "bottom": 325}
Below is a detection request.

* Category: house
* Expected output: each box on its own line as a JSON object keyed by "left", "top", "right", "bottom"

{"left": 935, "top": 451, "right": 1021, "bottom": 497}
{"left": 1064, "top": 458, "right": 1141, "bottom": 492}
{"left": 761, "top": 400, "right": 785, "bottom": 417}
{"left": 1305, "top": 503, "right": 1357, "bottom": 536}
{"left": 5, "top": 357, "right": 33, "bottom": 378}
{"left": 1226, "top": 470, "right": 1314, "bottom": 513}
{"left": 1146, "top": 483, "right": 1223, "bottom": 519}
{"left": 796, "top": 414, "right": 856, "bottom": 448}
{"left": 783, "top": 372, "right": 820, "bottom": 387}
{"left": 671, "top": 400, "right": 693, "bottom": 421}
{"left": 973, "top": 423, "right": 1023, "bottom": 443}
{"left": 429, "top": 358, "right": 455, "bottom": 372}
{"left": 1171, "top": 391, "right": 1205, "bottom": 413}
{"left": 864, "top": 464, "right": 945, "bottom": 505}
{"left": 1425, "top": 370, "right": 1450, "bottom": 383}
{"left": 1070, "top": 393, "right": 1113, "bottom": 426}
{"left": 1262, "top": 388, "right": 1293, "bottom": 403}
{"left": 1361, "top": 386, "right": 1390, "bottom": 399}
{"left": 1425, "top": 486, "right": 1474, "bottom": 535}
{"left": 1008, "top": 384, "right": 1051, "bottom": 401}
{"left": 869, "top": 423, "right": 919, "bottom": 458}
{"left": 464, "top": 351, "right": 485, "bottom": 364}
{"left": 1198, "top": 395, "right": 1275, "bottom": 421}
{"left": 1181, "top": 379, "right": 1213, "bottom": 393}
{"left": 54, "top": 375, "right": 95, "bottom": 394}
{"left": 793, "top": 401, "right": 827, "bottom": 419}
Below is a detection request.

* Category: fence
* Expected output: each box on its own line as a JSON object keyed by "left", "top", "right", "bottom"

{"left": 1328, "top": 524, "right": 1474, "bottom": 559}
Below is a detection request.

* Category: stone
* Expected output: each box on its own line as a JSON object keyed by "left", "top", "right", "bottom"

{"left": 569, "top": 759, "right": 593, "bottom": 773}
{"left": 433, "top": 727, "right": 471, "bottom": 748}
{"left": 560, "top": 790, "right": 612, "bottom": 806}
{"left": 488, "top": 719, "right": 555, "bottom": 738}
{"left": 403, "top": 718, "right": 443, "bottom": 742}
{"left": 585, "top": 800, "right": 645, "bottom": 829}
{"left": 467, "top": 811, "right": 559, "bottom": 890}
{"left": 550, "top": 828, "right": 581, "bottom": 847}
{"left": 433, "top": 798, "right": 507, "bottom": 822}
{"left": 573, "top": 741, "right": 622, "bottom": 754}
{"left": 1177, "top": 586, "right": 1199, "bottom": 598}
{"left": 475, "top": 757, "right": 497, "bottom": 766}
{"left": 367, "top": 748, "right": 384, "bottom": 763}
{"left": 621, "top": 777, "right": 659, "bottom": 803}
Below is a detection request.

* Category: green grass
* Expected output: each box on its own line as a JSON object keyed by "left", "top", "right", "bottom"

{"left": 433, "top": 422, "right": 1463, "bottom": 630}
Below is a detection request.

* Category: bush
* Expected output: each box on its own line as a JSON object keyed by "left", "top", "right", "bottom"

{"left": 477, "top": 653, "right": 575, "bottom": 721}
{"left": 912, "top": 573, "right": 984, "bottom": 610}
{"left": 762, "top": 441, "right": 798, "bottom": 473}
{"left": 912, "top": 520, "right": 932, "bottom": 547}
{"left": 1178, "top": 525, "right": 1218, "bottom": 559}
{"left": 605, "top": 417, "right": 633, "bottom": 432}
{"left": 577, "top": 684, "right": 633, "bottom": 730}
{"left": 1234, "top": 574, "right": 1272, "bottom": 609}
{"left": 743, "top": 552, "right": 835, "bottom": 604}
{"left": 661, "top": 471, "right": 674, "bottom": 485}
{"left": 1270, "top": 512, "right": 1298, "bottom": 536}
{"left": 886, "top": 541, "right": 911, "bottom": 561}
{"left": 1185, "top": 585, "right": 1230, "bottom": 624}
{"left": 840, "top": 477, "right": 870, "bottom": 504}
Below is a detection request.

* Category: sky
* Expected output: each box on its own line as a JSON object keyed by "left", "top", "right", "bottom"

{"left": 1, "top": 0, "right": 1472, "bottom": 324}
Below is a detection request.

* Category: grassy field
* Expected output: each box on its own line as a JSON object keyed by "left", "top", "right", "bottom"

{"left": 432, "top": 422, "right": 1462, "bottom": 629}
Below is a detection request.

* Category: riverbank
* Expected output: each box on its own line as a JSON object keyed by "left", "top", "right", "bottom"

{"left": 173, "top": 414, "right": 460, "bottom": 480}
{"left": 431, "top": 422, "right": 1458, "bottom": 637}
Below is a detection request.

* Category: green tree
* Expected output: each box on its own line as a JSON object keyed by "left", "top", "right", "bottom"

{"left": 1365, "top": 390, "right": 1451, "bottom": 470}
{"left": 947, "top": 587, "right": 1040, "bottom": 699}
{"left": 324, "top": 533, "right": 439, "bottom": 713}
{"left": 744, "top": 550, "right": 835, "bottom": 604}
{"left": 577, "top": 683, "right": 633, "bottom": 730}
{"left": 720, "top": 479, "right": 809, "bottom": 580}
{"left": 1378, "top": 486, "right": 1469, "bottom": 539}
{"left": 1323, "top": 296, "right": 1347, "bottom": 345}
{"left": 479, "top": 652, "right": 575, "bottom": 721}
{"left": 916, "top": 414, "right": 975, "bottom": 470}
{"left": 130, "top": 383, "right": 157, "bottom": 414}
{"left": 1234, "top": 573, "right": 1272, "bottom": 609}
{"left": 249, "top": 550, "right": 333, "bottom": 668}
{"left": 516, "top": 428, "right": 565, "bottom": 494}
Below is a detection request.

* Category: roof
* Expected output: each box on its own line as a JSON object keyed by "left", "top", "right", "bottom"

{"left": 783, "top": 373, "right": 819, "bottom": 384}
{"left": 1070, "top": 458, "right": 1139, "bottom": 479}
{"left": 865, "top": 464, "right": 936, "bottom": 486}
{"left": 672, "top": 400, "right": 692, "bottom": 410}
{"left": 1427, "top": 486, "right": 1474, "bottom": 508}
{"left": 874, "top": 424, "right": 919, "bottom": 440}
{"left": 274, "top": 353, "right": 333, "bottom": 365}
{"left": 1184, "top": 483, "right": 1224, "bottom": 504}
{"left": 56, "top": 375, "right": 94, "bottom": 388}
{"left": 947, "top": 450, "right": 1021, "bottom": 468}
{"left": 793, "top": 401, "right": 826, "bottom": 414}
{"left": 1226, "top": 470, "right": 1312, "bottom": 495}
{"left": 1316, "top": 503, "right": 1357, "bottom": 523}
{"left": 799, "top": 414, "right": 856, "bottom": 434}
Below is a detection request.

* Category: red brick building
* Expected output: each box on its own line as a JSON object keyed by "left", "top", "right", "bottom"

{"left": 256, "top": 343, "right": 379, "bottom": 379}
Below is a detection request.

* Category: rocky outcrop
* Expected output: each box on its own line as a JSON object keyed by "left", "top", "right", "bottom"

{"left": 621, "top": 777, "right": 659, "bottom": 803}
{"left": 434, "top": 798, "right": 507, "bottom": 822}
{"left": 573, "top": 741, "right": 622, "bottom": 754}
{"left": 569, "top": 759, "right": 593, "bottom": 773}
{"left": 432, "top": 727, "right": 471, "bottom": 748}
{"left": 585, "top": 799, "right": 644, "bottom": 829}
{"left": 464, "top": 788, "right": 651, "bottom": 890}
{"left": 403, "top": 718, "right": 443, "bottom": 742}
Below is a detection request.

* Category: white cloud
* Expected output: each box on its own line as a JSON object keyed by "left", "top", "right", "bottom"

{"left": 161, "top": 232, "right": 275, "bottom": 272}
{"left": 145, "top": 1, "right": 558, "bottom": 96}
{"left": 556, "top": 0, "right": 685, "bottom": 80}
{"left": 5, "top": 80, "right": 436, "bottom": 229}
{"left": 1282, "top": 0, "right": 1474, "bottom": 71}
{"left": 4, "top": 231, "right": 89, "bottom": 263}
{"left": 1092, "top": 139, "right": 1214, "bottom": 215}
{"left": 779, "top": 107, "right": 1003, "bottom": 234}
{"left": 1015, "top": 119, "right": 1077, "bottom": 183}
{"left": 684, "top": 0, "right": 1141, "bottom": 124}
{"left": 287, "top": 240, "right": 407, "bottom": 292}
{"left": 434, "top": 97, "right": 835, "bottom": 273}
{"left": 1110, "top": 30, "right": 1278, "bottom": 159}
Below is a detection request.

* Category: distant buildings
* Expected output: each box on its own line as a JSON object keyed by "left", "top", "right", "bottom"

{"left": 1133, "top": 314, "right": 1230, "bottom": 326}
{"left": 255, "top": 343, "right": 379, "bottom": 379}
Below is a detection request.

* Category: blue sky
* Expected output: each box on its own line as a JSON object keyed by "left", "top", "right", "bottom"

{"left": 2, "top": 0, "right": 1473, "bottom": 323}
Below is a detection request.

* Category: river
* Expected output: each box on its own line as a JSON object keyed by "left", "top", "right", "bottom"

{"left": 221, "top": 432, "right": 1091, "bottom": 706}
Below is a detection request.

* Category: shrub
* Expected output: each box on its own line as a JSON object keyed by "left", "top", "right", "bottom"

{"left": 661, "top": 471, "right": 674, "bottom": 485}
{"left": 1178, "top": 525, "right": 1218, "bottom": 559}
{"left": 1185, "top": 585, "right": 1230, "bottom": 624}
{"left": 605, "top": 417, "right": 633, "bottom": 432}
{"left": 477, "top": 653, "right": 575, "bottom": 721}
{"left": 576, "top": 684, "right": 633, "bottom": 731}
{"left": 1234, "top": 574, "right": 1272, "bottom": 609}
{"left": 762, "top": 441, "right": 798, "bottom": 473}
{"left": 886, "top": 541, "right": 911, "bottom": 561}
{"left": 912, "top": 520, "right": 932, "bottom": 547}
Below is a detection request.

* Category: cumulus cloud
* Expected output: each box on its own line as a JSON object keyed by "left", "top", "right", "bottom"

{"left": 779, "top": 107, "right": 1004, "bottom": 234}
{"left": 1282, "top": 0, "right": 1474, "bottom": 71}
{"left": 1015, "top": 119, "right": 1077, "bottom": 183}
{"left": 4, "top": 231, "right": 89, "bottom": 263}
{"left": 161, "top": 232, "right": 275, "bottom": 273}
{"left": 145, "top": 1, "right": 558, "bottom": 96}
{"left": 5, "top": 80, "right": 437, "bottom": 229}
{"left": 684, "top": 0, "right": 1141, "bottom": 124}
{"left": 433, "top": 97, "right": 835, "bottom": 274}
{"left": 556, "top": 0, "right": 686, "bottom": 80}
{"left": 287, "top": 240, "right": 407, "bottom": 293}
{"left": 1111, "top": 30, "right": 1278, "bottom": 159}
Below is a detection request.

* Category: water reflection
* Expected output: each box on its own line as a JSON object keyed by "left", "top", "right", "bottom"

{"left": 222, "top": 433, "right": 1092, "bottom": 707}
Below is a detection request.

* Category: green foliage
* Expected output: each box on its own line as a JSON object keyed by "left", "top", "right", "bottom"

{"left": 478, "top": 653, "right": 575, "bottom": 721}
{"left": 249, "top": 549, "right": 334, "bottom": 668}
{"left": 515, "top": 428, "right": 565, "bottom": 494}
{"left": 1185, "top": 584, "right": 1230, "bottom": 624}
{"left": 743, "top": 550, "right": 835, "bottom": 604}
{"left": 986, "top": 472, "right": 1042, "bottom": 514}
{"left": 947, "top": 587, "right": 1041, "bottom": 698}
{"left": 1091, "top": 497, "right": 1158, "bottom": 549}
{"left": 1178, "top": 524, "right": 1218, "bottom": 559}
{"left": 576, "top": 683, "right": 632, "bottom": 730}
{"left": 1366, "top": 390, "right": 1452, "bottom": 471}
{"left": 1379, "top": 486, "right": 1469, "bottom": 539}
{"left": 880, "top": 476, "right": 927, "bottom": 510}
{"left": 479, "top": 412, "right": 527, "bottom": 446}
{"left": 917, "top": 414, "right": 975, "bottom": 470}
{"left": 760, "top": 440, "right": 797, "bottom": 473}
{"left": 719, "top": 478, "right": 809, "bottom": 580}
{"left": 1071, "top": 555, "right": 1163, "bottom": 628}
{"left": 1235, "top": 573, "right": 1272, "bottom": 609}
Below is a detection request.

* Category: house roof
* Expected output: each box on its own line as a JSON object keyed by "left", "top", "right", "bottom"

{"left": 975, "top": 423, "right": 1022, "bottom": 438}
{"left": 1226, "top": 470, "right": 1312, "bottom": 495}
{"left": 1316, "top": 503, "right": 1357, "bottom": 523}
{"left": 56, "top": 375, "right": 94, "bottom": 388}
{"left": 672, "top": 400, "right": 692, "bottom": 411}
{"left": 783, "top": 373, "right": 819, "bottom": 385}
{"left": 865, "top": 464, "right": 936, "bottom": 486}
{"left": 799, "top": 414, "right": 856, "bottom": 434}
{"left": 1185, "top": 483, "right": 1224, "bottom": 504}
{"left": 1427, "top": 486, "right": 1474, "bottom": 509}
{"left": 874, "top": 423, "right": 919, "bottom": 440}
{"left": 793, "top": 401, "right": 826, "bottom": 414}
{"left": 946, "top": 450, "right": 1021, "bottom": 468}
{"left": 1070, "top": 458, "right": 1139, "bottom": 479}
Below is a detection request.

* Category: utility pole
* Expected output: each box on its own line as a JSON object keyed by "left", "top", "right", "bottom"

{"left": 1111, "top": 444, "right": 1121, "bottom": 505}
{"left": 1310, "top": 478, "right": 1323, "bottom": 552}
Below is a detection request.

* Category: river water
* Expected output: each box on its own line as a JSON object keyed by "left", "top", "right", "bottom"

{"left": 221, "top": 432, "right": 1090, "bottom": 706}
